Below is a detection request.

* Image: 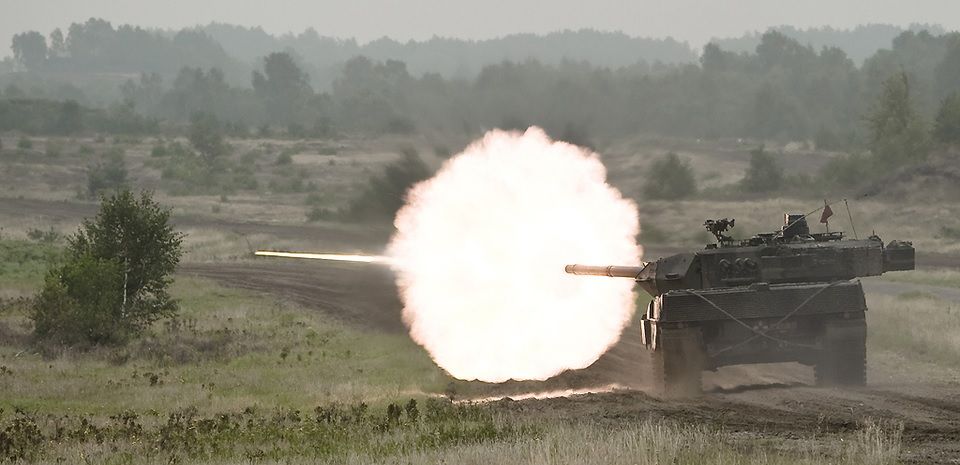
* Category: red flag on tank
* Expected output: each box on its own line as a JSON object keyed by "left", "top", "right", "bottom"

{"left": 820, "top": 202, "right": 834, "bottom": 224}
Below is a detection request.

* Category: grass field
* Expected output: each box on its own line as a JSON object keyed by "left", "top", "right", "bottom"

{"left": 0, "top": 238, "right": 920, "bottom": 464}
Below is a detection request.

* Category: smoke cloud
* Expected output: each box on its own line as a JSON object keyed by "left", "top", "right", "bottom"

{"left": 388, "top": 127, "right": 641, "bottom": 382}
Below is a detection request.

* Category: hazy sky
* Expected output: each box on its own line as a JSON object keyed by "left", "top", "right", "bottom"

{"left": 3, "top": 0, "right": 960, "bottom": 58}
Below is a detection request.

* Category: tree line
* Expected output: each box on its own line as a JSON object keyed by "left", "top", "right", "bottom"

{"left": 4, "top": 27, "right": 960, "bottom": 155}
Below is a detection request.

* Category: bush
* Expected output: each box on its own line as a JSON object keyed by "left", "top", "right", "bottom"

{"left": 818, "top": 153, "right": 870, "bottom": 187}
{"left": 343, "top": 148, "right": 432, "bottom": 221}
{"left": 306, "top": 206, "right": 335, "bottom": 222}
{"left": 643, "top": 152, "right": 697, "bottom": 199}
{"left": 159, "top": 143, "right": 258, "bottom": 195}
{"left": 740, "top": 146, "right": 784, "bottom": 193}
{"left": 31, "top": 190, "right": 184, "bottom": 345}
{"left": 188, "top": 112, "right": 228, "bottom": 163}
{"left": 26, "top": 227, "right": 61, "bottom": 244}
{"left": 17, "top": 137, "right": 32, "bottom": 150}
{"left": 32, "top": 254, "right": 126, "bottom": 344}
{"left": 87, "top": 149, "right": 128, "bottom": 197}
{"left": 150, "top": 144, "right": 168, "bottom": 157}
{"left": 275, "top": 150, "right": 293, "bottom": 165}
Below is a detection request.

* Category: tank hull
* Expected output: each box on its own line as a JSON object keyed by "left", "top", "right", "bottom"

{"left": 640, "top": 280, "right": 868, "bottom": 396}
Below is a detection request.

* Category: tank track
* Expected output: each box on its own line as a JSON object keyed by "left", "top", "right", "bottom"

{"left": 648, "top": 327, "right": 705, "bottom": 397}
{"left": 814, "top": 318, "right": 867, "bottom": 387}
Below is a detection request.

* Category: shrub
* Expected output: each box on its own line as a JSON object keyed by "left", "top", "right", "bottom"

{"left": 26, "top": 227, "right": 61, "bottom": 244}
{"left": 740, "top": 146, "right": 784, "bottom": 193}
{"left": 17, "top": 137, "right": 32, "bottom": 150}
{"left": 306, "top": 206, "right": 335, "bottom": 222}
{"left": 818, "top": 152, "right": 869, "bottom": 188}
{"left": 32, "top": 254, "right": 125, "bottom": 344}
{"left": 275, "top": 150, "right": 293, "bottom": 165}
{"left": 159, "top": 143, "right": 258, "bottom": 195}
{"left": 31, "top": 190, "right": 184, "bottom": 345}
{"left": 343, "top": 148, "right": 431, "bottom": 221}
{"left": 87, "top": 149, "right": 128, "bottom": 197}
{"left": 188, "top": 112, "right": 228, "bottom": 163}
{"left": 643, "top": 152, "right": 697, "bottom": 199}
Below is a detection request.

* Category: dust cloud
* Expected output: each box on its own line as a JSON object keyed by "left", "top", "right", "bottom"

{"left": 388, "top": 127, "right": 642, "bottom": 382}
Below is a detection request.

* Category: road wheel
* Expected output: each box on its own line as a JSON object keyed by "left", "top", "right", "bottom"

{"left": 815, "top": 318, "right": 867, "bottom": 387}
{"left": 648, "top": 327, "right": 704, "bottom": 397}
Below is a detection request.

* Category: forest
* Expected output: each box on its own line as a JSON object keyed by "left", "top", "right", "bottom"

{"left": 1, "top": 20, "right": 959, "bottom": 188}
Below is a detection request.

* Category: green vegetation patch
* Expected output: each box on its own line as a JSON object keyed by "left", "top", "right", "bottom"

{"left": 0, "top": 406, "right": 904, "bottom": 465}
{"left": 868, "top": 292, "right": 960, "bottom": 367}
{"left": 883, "top": 269, "right": 960, "bottom": 288}
{"left": 0, "top": 240, "right": 61, "bottom": 291}
{"left": 0, "top": 276, "right": 447, "bottom": 415}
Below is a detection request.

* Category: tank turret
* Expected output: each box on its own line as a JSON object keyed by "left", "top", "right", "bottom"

{"left": 566, "top": 214, "right": 914, "bottom": 296}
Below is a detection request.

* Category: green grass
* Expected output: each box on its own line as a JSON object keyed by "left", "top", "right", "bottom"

{"left": 0, "top": 397, "right": 531, "bottom": 464}
{"left": 867, "top": 291, "right": 960, "bottom": 368}
{"left": 0, "top": 239, "right": 61, "bottom": 297}
{"left": 883, "top": 269, "right": 960, "bottom": 288}
{"left": 0, "top": 408, "right": 903, "bottom": 465}
{"left": 0, "top": 276, "right": 448, "bottom": 416}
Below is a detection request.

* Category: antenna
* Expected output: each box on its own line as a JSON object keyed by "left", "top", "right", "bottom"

{"left": 843, "top": 199, "right": 859, "bottom": 239}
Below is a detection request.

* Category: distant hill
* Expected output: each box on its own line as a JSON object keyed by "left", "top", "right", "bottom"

{"left": 711, "top": 24, "right": 946, "bottom": 63}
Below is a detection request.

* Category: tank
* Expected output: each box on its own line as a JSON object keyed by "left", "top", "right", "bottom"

{"left": 566, "top": 214, "right": 915, "bottom": 396}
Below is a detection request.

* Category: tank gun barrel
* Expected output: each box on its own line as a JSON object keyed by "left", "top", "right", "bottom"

{"left": 564, "top": 264, "right": 648, "bottom": 279}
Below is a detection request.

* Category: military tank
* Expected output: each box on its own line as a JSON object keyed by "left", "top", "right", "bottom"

{"left": 565, "top": 213, "right": 915, "bottom": 396}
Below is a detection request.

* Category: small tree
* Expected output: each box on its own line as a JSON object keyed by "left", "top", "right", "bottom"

{"left": 741, "top": 146, "right": 784, "bottom": 193}
{"left": 188, "top": 112, "right": 228, "bottom": 163}
{"left": 934, "top": 94, "right": 960, "bottom": 145}
{"left": 644, "top": 152, "right": 697, "bottom": 199}
{"left": 32, "top": 190, "right": 184, "bottom": 344}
